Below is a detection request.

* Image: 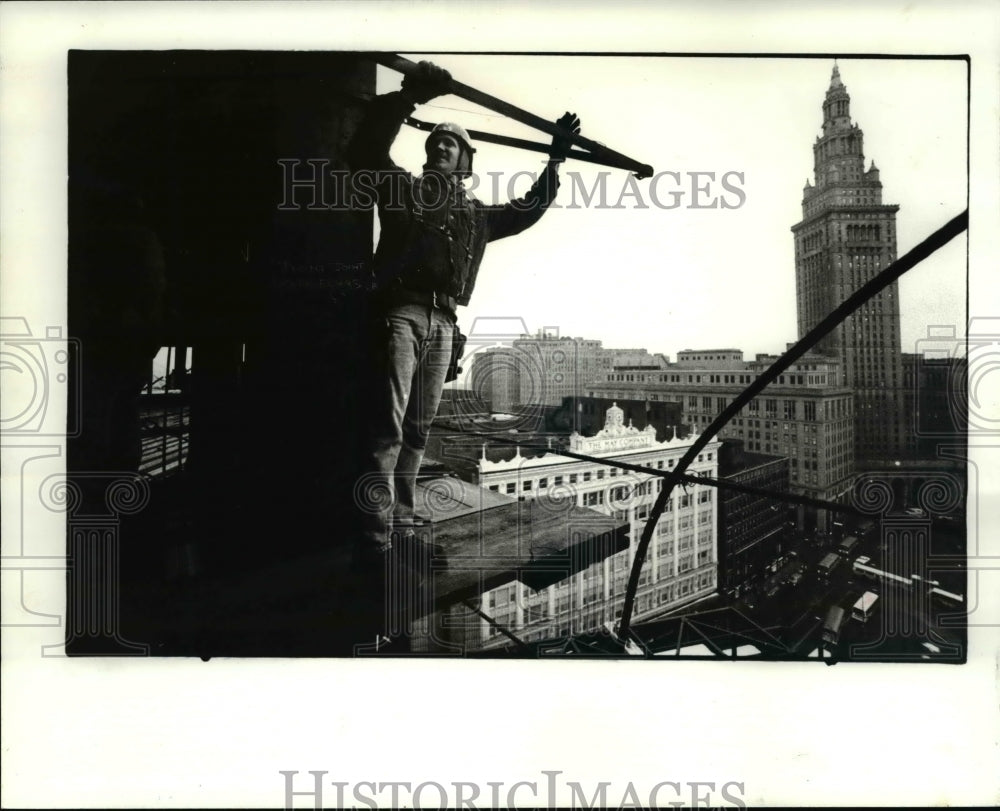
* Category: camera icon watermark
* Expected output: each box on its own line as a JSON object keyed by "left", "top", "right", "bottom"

{"left": 911, "top": 319, "right": 996, "bottom": 437}
{"left": 0, "top": 317, "right": 80, "bottom": 437}
{"left": 449, "top": 316, "right": 551, "bottom": 434}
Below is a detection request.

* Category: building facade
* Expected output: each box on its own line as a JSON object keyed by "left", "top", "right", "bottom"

{"left": 468, "top": 334, "right": 670, "bottom": 413}
{"left": 514, "top": 333, "right": 605, "bottom": 407}
{"left": 468, "top": 346, "right": 522, "bottom": 414}
{"left": 585, "top": 348, "right": 854, "bottom": 526}
{"left": 717, "top": 440, "right": 791, "bottom": 597}
{"left": 901, "top": 352, "right": 968, "bottom": 461}
{"left": 455, "top": 404, "right": 722, "bottom": 650}
{"left": 791, "top": 65, "right": 907, "bottom": 465}
{"left": 573, "top": 394, "right": 684, "bottom": 441}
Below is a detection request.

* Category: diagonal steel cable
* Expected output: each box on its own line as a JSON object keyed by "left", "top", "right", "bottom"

{"left": 616, "top": 209, "right": 968, "bottom": 641}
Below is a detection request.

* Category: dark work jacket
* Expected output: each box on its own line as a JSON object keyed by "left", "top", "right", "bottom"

{"left": 348, "top": 91, "right": 561, "bottom": 307}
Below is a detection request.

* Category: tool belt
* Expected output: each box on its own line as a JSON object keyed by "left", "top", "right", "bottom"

{"left": 445, "top": 326, "right": 467, "bottom": 384}
{"left": 379, "top": 285, "right": 457, "bottom": 317}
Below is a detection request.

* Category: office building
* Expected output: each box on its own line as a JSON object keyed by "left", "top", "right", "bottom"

{"left": 468, "top": 346, "right": 521, "bottom": 413}
{"left": 901, "top": 352, "right": 967, "bottom": 460}
{"left": 585, "top": 348, "right": 854, "bottom": 527}
{"left": 450, "top": 403, "right": 722, "bottom": 650}
{"left": 791, "top": 64, "right": 907, "bottom": 464}
{"left": 468, "top": 334, "right": 668, "bottom": 412}
{"left": 717, "top": 440, "right": 791, "bottom": 597}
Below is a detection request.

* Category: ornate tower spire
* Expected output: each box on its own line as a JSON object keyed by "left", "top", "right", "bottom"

{"left": 810, "top": 62, "right": 865, "bottom": 192}
{"left": 822, "top": 62, "right": 850, "bottom": 132}
{"left": 792, "top": 62, "right": 905, "bottom": 465}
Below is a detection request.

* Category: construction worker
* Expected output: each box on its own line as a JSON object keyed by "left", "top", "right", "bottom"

{"left": 349, "top": 60, "right": 580, "bottom": 581}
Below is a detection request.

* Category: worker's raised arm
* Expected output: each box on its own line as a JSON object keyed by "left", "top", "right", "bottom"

{"left": 347, "top": 61, "right": 453, "bottom": 172}
{"left": 485, "top": 111, "right": 581, "bottom": 241}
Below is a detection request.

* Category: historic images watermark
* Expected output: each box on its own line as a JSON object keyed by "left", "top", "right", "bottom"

{"left": 280, "top": 770, "right": 747, "bottom": 809}
{"left": 276, "top": 162, "right": 747, "bottom": 212}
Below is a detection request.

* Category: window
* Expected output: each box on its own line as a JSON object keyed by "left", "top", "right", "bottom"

{"left": 538, "top": 477, "right": 548, "bottom": 489}
{"left": 522, "top": 480, "right": 532, "bottom": 491}
{"left": 489, "top": 485, "right": 499, "bottom": 492}
{"left": 569, "top": 474, "right": 578, "bottom": 484}
{"left": 597, "top": 470, "right": 605, "bottom": 480}
{"left": 583, "top": 472, "right": 592, "bottom": 482}
{"left": 506, "top": 483, "right": 516, "bottom": 494}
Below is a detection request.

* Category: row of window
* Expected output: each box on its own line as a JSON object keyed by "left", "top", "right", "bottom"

{"left": 686, "top": 396, "right": 850, "bottom": 423}
{"left": 487, "top": 455, "right": 716, "bottom": 496}
{"left": 603, "top": 365, "right": 837, "bottom": 388}
{"left": 486, "top": 555, "right": 718, "bottom": 624}
{"left": 489, "top": 573, "right": 719, "bottom": 642}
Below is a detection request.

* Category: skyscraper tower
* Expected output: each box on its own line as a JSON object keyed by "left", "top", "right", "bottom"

{"left": 792, "top": 63, "right": 906, "bottom": 465}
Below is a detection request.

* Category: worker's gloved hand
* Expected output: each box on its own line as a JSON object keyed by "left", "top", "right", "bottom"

{"left": 401, "top": 61, "right": 453, "bottom": 104}
{"left": 549, "top": 111, "right": 581, "bottom": 162}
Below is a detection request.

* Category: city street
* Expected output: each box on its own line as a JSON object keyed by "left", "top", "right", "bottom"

{"left": 732, "top": 516, "right": 966, "bottom": 660}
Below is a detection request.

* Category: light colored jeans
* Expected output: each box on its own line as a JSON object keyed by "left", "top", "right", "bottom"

{"left": 361, "top": 303, "right": 455, "bottom": 551}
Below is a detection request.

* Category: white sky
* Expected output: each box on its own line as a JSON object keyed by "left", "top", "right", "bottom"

{"left": 381, "top": 56, "right": 968, "bottom": 358}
